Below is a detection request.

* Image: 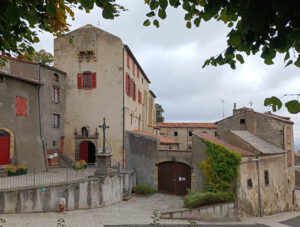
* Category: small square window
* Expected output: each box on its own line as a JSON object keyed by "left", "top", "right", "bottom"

{"left": 240, "top": 119, "right": 246, "bottom": 124}
{"left": 247, "top": 178, "right": 253, "bottom": 189}
{"left": 215, "top": 131, "right": 218, "bottom": 136}
{"left": 53, "top": 73, "right": 59, "bottom": 82}
{"left": 188, "top": 146, "right": 192, "bottom": 150}
{"left": 264, "top": 170, "right": 269, "bottom": 186}
{"left": 53, "top": 114, "right": 60, "bottom": 128}
{"left": 189, "top": 131, "right": 193, "bottom": 136}
{"left": 174, "top": 131, "right": 178, "bottom": 136}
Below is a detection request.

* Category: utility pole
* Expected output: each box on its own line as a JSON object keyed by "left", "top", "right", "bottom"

{"left": 99, "top": 117, "right": 109, "bottom": 153}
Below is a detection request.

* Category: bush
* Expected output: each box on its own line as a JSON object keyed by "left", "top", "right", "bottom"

{"left": 132, "top": 184, "right": 157, "bottom": 196}
{"left": 184, "top": 191, "right": 235, "bottom": 208}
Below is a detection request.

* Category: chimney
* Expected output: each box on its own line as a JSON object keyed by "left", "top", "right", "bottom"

{"left": 233, "top": 103, "right": 237, "bottom": 115}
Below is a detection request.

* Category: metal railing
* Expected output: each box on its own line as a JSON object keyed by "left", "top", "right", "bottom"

{"left": 0, "top": 163, "right": 122, "bottom": 190}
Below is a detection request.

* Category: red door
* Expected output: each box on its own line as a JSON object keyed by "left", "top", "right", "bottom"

{"left": 79, "top": 142, "right": 89, "bottom": 162}
{"left": 0, "top": 131, "right": 9, "bottom": 165}
{"left": 158, "top": 161, "right": 191, "bottom": 195}
{"left": 60, "top": 137, "right": 64, "bottom": 154}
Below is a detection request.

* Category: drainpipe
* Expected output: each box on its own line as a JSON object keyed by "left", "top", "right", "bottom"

{"left": 122, "top": 47, "right": 125, "bottom": 169}
{"left": 38, "top": 65, "right": 48, "bottom": 170}
{"left": 253, "top": 155, "right": 262, "bottom": 217}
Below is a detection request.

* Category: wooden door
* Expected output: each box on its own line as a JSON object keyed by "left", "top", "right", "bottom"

{"left": 79, "top": 142, "right": 89, "bottom": 162}
{"left": 0, "top": 131, "right": 9, "bottom": 165}
{"left": 158, "top": 161, "right": 191, "bottom": 195}
{"left": 60, "top": 137, "right": 64, "bottom": 154}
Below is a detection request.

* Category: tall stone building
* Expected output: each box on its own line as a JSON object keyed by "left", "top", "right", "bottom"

{"left": 54, "top": 24, "right": 156, "bottom": 167}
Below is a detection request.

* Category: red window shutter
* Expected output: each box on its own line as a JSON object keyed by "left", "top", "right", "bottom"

{"left": 132, "top": 62, "right": 135, "bottom": 75}
{"left": 133, "top": 82, "right": 136, "bottom": 101}
{"left": 130, "top": 79, "right": 133, "bottom": 97}
{"left": 77, "top": 73, "right": 83, "bottom": 89}
{"left": 127, "top": 53, "right": 130, "bottom": 68}
{"left": 92, "top": 72, "right": 97, "bottom": 88}
{"left": 16, "top": 96, "right": 22, "bottom": 115}
{"left": 137, "top": 69, "right": 140, "bottom": 78}
{"left": 125, "top": 74, "right": 129, "bottom": 95}
{"left": 138, "top": 90, "right": 142, "bottom": 104}
{"left": 22, "top": 98, "right": 27, "bottom": 116}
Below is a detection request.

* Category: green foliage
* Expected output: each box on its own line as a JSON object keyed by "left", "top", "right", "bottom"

{"left": 264, "top": 95, "right": 300, "bottom": 114}
{"left": 132, "top": 184, "right": 157, "bottom": 196}
{"left": 0, "top": 0, "right": 125, "bottom": 58}
{"left": 155, "top": 103, "right": 165, "bottom": 123}
{"left": 73, "top": 160, "right": 87, "bottom": 170}
{"left": 150, "top": 208, "right": 161, "bottom": 227}
{"left": 187, "top": 220, "right": 197, "bottom": 227}
{"left": 23, "top": 49, "right": 54, "bottom": 65}
{"left": 144, "top": 0, "right": 300, "bottom": 68}
{"left": 57, "top": 217, "right": 71, "bottom": 227}
{"left": 5, "top": 165, "right": 27, "bottom": 174}
{"left": 184, "top": 191, "right": 235, "bottom": 208}
{"left": 200, "top": 138, "right": 241, "bottom": 193}
{"left": 0, "top": 218, "right": 5, "bottom": 227}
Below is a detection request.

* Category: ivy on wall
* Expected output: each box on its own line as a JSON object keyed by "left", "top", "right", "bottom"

{"left": 200, "top": 138, "right": 241, "bottom": 193}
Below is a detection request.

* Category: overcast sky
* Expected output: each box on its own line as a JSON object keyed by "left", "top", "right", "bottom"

{"left": 34, "top": 1, "right": 300, "bottom": 146}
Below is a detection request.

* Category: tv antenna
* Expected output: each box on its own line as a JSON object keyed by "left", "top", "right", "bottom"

{"left": 219, "top": 99, "right": 226, "bottom": 118}
{"left": 249, "top": 100, "right": 254, "bottom": 108}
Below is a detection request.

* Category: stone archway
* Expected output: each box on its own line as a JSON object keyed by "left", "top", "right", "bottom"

{"left": 79, "top": 141, "right": 96, "bottom": 164}
{"left": 0, "top": 127, "right": 14, "bottom": 165}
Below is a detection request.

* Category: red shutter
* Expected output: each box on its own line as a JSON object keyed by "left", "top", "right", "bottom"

{"left": 77, "top": 73, "right": 83, "bottom": 89}
{"left": 16, "top": 96, "right": 22, "bottom": 115}
{"left": 22, "top": 98, "right": 27, "bottom": 116}
{"left": 132, "top": 62, "right": 135, "bottom": 75}
{"left": 92, "top": 72, "right": 97, "bottom": 88}
{"left": 138, "top": 90, "right": 142, "bottom": 104}
{"left": 125, "top": 73, "right": 128, "bottom": 95}
{"left": 133, "top": 82, "right": 136, "bottom": 101}
{"left": 127, "top": 53, "right": 130, "bottom": 68}
{"left": 137, "top": 69, "right": 140, "bottom": 78}
{"left": 130, "top": 79, "right": 133, "bottom": 97}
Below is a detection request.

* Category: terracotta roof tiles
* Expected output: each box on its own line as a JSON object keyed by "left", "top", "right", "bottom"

{"left": 132, "top": 130, "right": 179, "bottom": 144}
{"left": 157, "top": 122, "right": 217, "bottom": 128}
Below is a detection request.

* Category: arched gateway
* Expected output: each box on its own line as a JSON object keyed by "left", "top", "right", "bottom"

{"left": 158, "top": 161, "right": 191, "bottom": 195}
{"left": 0, "top": 130, "right": 10, "bottom": 165}
{"left": 79, "top": 141, "right": 96, "bottom": 164}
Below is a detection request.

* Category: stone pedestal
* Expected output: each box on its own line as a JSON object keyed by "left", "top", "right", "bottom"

{"left": 94, "top": 153, "right": 113, "bottom": 178}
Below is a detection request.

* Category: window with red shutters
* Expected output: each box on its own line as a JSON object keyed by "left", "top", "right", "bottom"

{"left": 127, "top": 52, "right": 130, "bottom": 68}
{"left": 77, "top": 73, "right": 83, "bottom": 89}
{"left": 138, "top": 90, "right": 142, "bottom": 104}
{"left": 130, "top": 79, "right": 133, "bottom": 97}
{"left": 16, "top": 96, "right": 27, "bottom": 116}
{"left": 91, "top": 72, "right": 97, "bottom": 88}
{"left": 125, "top": 73, "right": 129, "bottom": 95}
{"left": 137, "top": 69, "right": 140, "bottom": 78}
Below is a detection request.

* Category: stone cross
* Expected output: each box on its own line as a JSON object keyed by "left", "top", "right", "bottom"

{"left": 99, "top": 117, "right": 109, "bottom": 153}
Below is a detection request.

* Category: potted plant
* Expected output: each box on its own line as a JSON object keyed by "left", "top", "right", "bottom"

{"left": 73, "top": 160, "right": 87, "bottom": 170}
{"left": 5, "top": 165, "right": 28, "bottom": 176}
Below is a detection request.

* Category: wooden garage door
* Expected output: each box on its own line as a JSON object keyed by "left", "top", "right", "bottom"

{"left": 158, "top": 161, "right": 191, "bottom": 195}
{"left": 0, "top": 131, "right": 9, "bottom": 165}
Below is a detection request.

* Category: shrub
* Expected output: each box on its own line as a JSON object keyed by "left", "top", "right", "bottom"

{"left": 5, "top": 165, "right": 27, "bottom": 174}
{"left": 132, "top": 184, "right": 157, "bottom": 196}
{"left": 184, "top": 191, "right": 235, "bottom": 208}
{"left": 73, "top": 160, "right": 87, "bottom": 170}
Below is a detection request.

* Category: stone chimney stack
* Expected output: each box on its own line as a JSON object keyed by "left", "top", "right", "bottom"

{"left": 233, "top": 103, "right": 237, "bottom": 115}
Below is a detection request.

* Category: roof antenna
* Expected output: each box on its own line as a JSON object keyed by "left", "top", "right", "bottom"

{"left": 249, "top": 100, "right": 254, "bottom": 108}
{"left": 219, "top": 99, "right": 226, "bottom": 118}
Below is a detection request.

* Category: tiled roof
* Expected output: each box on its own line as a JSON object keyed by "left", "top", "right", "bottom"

{"left": 230, "top": 130, "right": 284, "bottom": 154}
{"left": 157, "top": 122, "right": 217, "bottom": 128}
{"left": 2, "top": 55, "right": 39, "bottom": 65}
{"left": 194, "top": 132, "right": 255, "bottom": 156}
{"left": 132, "top": 130, "right": 179, "bottom": 144}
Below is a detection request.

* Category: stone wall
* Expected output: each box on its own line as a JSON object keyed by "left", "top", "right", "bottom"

{"left": 296, "top": 167, "right": 300, "bottom": 188}
{"left": 160, "top": 202, "right": 237, "bottom": 221}
{"left": 0, "top": 172, "right": 136, "bottom": 214}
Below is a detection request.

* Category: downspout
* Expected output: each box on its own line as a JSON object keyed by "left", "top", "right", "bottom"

{"left": 38, "top": 65, "right": 48, "bottom": 170}
{"left": 255, "top": 154, "right": 262, "bottom": 217}
{"left": 122, "top": 47, "right": 125, "bottom": 169}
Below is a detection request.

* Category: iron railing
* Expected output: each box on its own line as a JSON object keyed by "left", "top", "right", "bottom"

{"left": 0, "top": 162, "right": 122, "bottom": 190}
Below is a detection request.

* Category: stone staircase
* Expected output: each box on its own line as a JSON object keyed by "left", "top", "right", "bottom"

{"left": 58, "top": 153, "right": 73, "bottom": 167}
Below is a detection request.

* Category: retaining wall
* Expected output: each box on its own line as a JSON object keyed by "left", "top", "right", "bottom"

{"left": 160, "top": 202, "right": 237, "bottom": 221}
{"left": 0, "top": 171, "right": 136, "bottom": 214}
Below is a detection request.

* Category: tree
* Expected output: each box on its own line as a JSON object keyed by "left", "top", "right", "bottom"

{"left": 155, "top": 103, "right": 165, "bottom": 123}
{"left": 0, "top": 0, "right": 125, "bottom": 57}
{"left": 142, "top": 0, "right": 300, "bottom": 114}
{"left": 23, "top": 49, "right": 54, "bottom": 65}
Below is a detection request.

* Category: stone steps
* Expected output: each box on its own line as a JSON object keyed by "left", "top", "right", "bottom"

{"left": 58, "top": 154, "right": 73, "bottom": 167}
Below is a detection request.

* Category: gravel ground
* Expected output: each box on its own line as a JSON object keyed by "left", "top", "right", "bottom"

{"left": 1, "top": 191, "right": 300, "bottom": 227}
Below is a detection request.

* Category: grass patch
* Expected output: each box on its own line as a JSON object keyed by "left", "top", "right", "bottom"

{"left": 132, "top": 184, "right": 157, "bottom": 196}
{"left": 184, "top": 191, "right": 235, "bottom": 208}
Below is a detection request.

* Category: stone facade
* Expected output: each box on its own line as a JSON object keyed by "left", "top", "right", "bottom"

{"left": 157, "top": 123, "right": 217, "bottom": 150}
{"left": 54, "top": 25, "right": 156, "bottom": 167}
{"left": 0, "top": 57, "right": 66, "bottom": 169}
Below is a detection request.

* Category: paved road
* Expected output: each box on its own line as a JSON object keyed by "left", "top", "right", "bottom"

{"left": 106, "top": 225, "right": 269, "bottom": 227}
{"left": 280, "top": 215, "right": 300, "bottom": 227}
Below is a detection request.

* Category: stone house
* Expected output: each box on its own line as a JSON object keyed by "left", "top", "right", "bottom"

{"left": 0, "top": 57, "right": 66, "bottom": 168}
{"left": 157, "top": 122, "right": 217, "bottom": 150}
{"left": 54, "top": 24, "right": 156, "bottom": 167}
